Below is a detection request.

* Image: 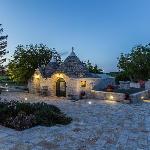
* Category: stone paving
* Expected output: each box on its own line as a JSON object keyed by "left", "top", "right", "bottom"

{"left": 0, "top": 92, "right": 150, "bottom": 150}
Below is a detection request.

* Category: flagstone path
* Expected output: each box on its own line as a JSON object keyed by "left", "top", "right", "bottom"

{"left": 0, "top": 92, "right": 150, "bottom": 150}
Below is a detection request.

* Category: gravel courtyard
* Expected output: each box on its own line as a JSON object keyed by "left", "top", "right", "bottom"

{"left": 0, "top": 92, "right": 150, "bottom": 150}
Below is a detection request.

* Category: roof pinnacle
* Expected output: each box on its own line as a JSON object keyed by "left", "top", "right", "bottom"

{"left": 69, "top": 47, "right": 76, "bottom": 57}
{"left": 72, "top": 46, "right": 74, "bottom": 52}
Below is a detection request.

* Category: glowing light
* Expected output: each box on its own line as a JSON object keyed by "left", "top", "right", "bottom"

{"left": 106, "top": 100, "right": 116, "bottom": 104}
{"left": 56, "top": 73, "right": 63, "bottom": 78}
{"left": 34, "top": 74, "right": 40, "bottom": 79}
{"left": 141, "top": 96, "right": 144, "bottom": 100}
{"left": 109, "top": 95, "right": 114, "bottom": 100}
{"left": 25, "top": 97, "right": 28, "bottom": 101}
{"left": 80, "top": 81, "right": 86, "bottom": 87}
{"left": 88, "top": 101, "right": 92, "bottom": 105}
{"left": 143, "top": 100, "right": 150, "bottom": 103}
{"left": 5, "top": 83, "right": 8, "bottom": 86}
{"left": 6, "top": 89, "right": 8, "bottom": 92}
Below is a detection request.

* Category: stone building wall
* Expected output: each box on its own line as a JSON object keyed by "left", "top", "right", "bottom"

{"left": 28, "top": 69, "right": 43, "bottom": 94}
{"left": 50, "top": 73, "right": 78, "bottom": 97}
{"left": 76, "top": 78, "right": 100, "bottom": 98}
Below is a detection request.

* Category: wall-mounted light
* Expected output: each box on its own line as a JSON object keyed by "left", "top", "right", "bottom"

{"left": 56, "top": 73, "right": 63, "bottom": 78}
{"left": 34, "top": 74, "right": 40, "bottom": 79}
{"left": 81, "top": 81, "right": 86, "bottom": 87}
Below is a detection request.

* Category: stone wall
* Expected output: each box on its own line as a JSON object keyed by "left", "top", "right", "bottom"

{"left": 119, "top": 81, "right": 130, "bottom": 89}
{"left": 130, "top": 82, "right": 141, "bottom": 88}
{"left": 145, "top": 79, "right": 150, "bottom": 90}
{"left": 28, "top": 69, "right": 43, "bottom": 94}
{"left": 91, "top": 90, "right": 125, "bottom": 102}
{"left": 130, "top": 90, "right": 150, "bottom": 103}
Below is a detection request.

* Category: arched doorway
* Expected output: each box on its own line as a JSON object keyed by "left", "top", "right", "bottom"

{"left": 56, "top": 78, "right": 66, "bottom": 97}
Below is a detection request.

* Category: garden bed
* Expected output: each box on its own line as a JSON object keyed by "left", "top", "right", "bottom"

{"left": 0, "top": 101, "right": 72, "bottom": 131}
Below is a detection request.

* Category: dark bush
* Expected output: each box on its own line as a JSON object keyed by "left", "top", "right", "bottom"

{"left": 105, "top": 85, "right": 115, "bottom": 92}
{"left": 0, "top": 101, "right": 72, "bottom": 130}
{"left": 5, "top": 111, "right": 37, "bottom": 130}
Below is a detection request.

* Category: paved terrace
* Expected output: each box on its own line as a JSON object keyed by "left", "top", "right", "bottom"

{"left": 0, "top": 92, "right": 150, "bottom": 150}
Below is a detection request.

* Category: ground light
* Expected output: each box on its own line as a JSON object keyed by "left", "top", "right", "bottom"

{"left": 109, "top": 95, "right": 114, "bottom": 100}
{"left": 88, "top": 101, "right": 92, "bottom": 105}
{"left": 106, "top": 100, "right": 117, "bottom": 104}
{"left": 143, "top": 99, "right": 150, "bottom": 103}
{"left": 24, "top": 97, "right": 28, "bottom": 101}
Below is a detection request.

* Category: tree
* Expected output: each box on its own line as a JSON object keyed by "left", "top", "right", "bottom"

{"left": 7, "top": 44, "right": 61, "bottom": 83}
{"left": 0, "top": 24, "right": 8, "bottom": 69}
{"left": 85, "top": 60, "right": 103, "bottom": 74}
{"left": 117, "top": 44, "right": 150, "bottom": 81}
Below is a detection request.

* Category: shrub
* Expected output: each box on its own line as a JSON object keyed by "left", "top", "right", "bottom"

{"left": 106, "top": 85, "right": 114, "bottom": 92}
{"left": 5, "top": 111, "right": 37, "bottom": 130}
{"left": 0, "top": 101, "right": 72, "bottom": 130}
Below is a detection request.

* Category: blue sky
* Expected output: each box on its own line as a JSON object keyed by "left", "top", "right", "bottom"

{"left": 0, "top": 0, "right": 150, "bottom": 72}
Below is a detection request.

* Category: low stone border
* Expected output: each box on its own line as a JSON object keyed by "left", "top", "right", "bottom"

{"left": 130, "top": 90, "right": 150, "bottom": 103}
{"left": 91, "top": 89, "right": 150, "bottom": 104}
{"left": 91, "top": 90, "right": 128, "bottom": 103}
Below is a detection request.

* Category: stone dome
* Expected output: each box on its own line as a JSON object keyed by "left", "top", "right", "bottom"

{"left": 57, "top": 48, "right": 90, "bottom": 78}
{"left": 44, "top": 56, "right": 59, "bottom": 77}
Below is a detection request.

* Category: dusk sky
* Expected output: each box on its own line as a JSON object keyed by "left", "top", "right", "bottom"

{"left": 1, "top": 0, "right": 150, "bottom": 72}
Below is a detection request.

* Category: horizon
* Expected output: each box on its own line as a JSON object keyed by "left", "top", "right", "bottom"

{"left": 1, "top": 0, "right": 150, "bottom": 72}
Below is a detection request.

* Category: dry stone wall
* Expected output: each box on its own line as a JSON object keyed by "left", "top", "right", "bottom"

{"left": 130, "top": 90, "right": 150, "bottom": 103}
{"left": 145, "top": 79, "right": 150, "bottom": 90}
{"left": 91, "top": 90, "right": 125, "bottom": 102}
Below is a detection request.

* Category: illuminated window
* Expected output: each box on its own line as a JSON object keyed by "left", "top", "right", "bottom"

{"left": 81, "top": 81, "right": 86, "bottom": 87}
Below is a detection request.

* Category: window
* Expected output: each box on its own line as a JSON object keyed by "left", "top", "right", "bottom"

{"left": 80, "top": 81, "right": 86, "bottom": 87}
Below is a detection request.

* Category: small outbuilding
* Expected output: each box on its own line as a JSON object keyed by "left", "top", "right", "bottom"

{"left": 28, "top": 48, "right": 115, "bottom": 98}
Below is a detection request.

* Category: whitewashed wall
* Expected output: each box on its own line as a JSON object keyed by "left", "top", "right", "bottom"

{"left": 76, "top": 78, "right": 100, "bottom": 98}
{"left": 145, "top": 79, "right": 150, "bottom": 90}
{"left": 130, "top": 82, "right": 141, "bottom": 88}
{"left": 119, "top": 81, "right": 130, "bottom": 89}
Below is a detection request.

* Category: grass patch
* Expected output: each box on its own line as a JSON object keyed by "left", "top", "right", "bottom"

{"left": 0, "top": 101, "right": 72, "bottom": 131}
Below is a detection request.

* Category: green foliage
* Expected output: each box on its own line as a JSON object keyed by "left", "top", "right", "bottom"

{"left": 0, "top": 24, "right": 8, "bottom": 68}
{"left": 85, "top": 60, "right": 103, "bottom": 74}
{"left": 7, "top": 44, "right": 61, "bottom": 83}
{"left": 117, "top": 44, "right": 150, "bottom": 81}
{"left": 0, "top": 101, "right": 72, "bottom": 130}
{"left": 115, "top": 72, "right": 130, "bottom": 83}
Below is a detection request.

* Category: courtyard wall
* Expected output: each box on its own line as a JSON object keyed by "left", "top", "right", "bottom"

{"left": 130, "top": 90, "right": 150, "bottom": 103}
{"left": 91, "top": 90, "right": 125, "bottom": 102}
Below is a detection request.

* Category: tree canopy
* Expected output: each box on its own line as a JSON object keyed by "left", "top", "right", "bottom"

{"left": 7, "top": 44, "right": 61, "bottom": 83}
{"left": 85, "top": 60, "right": 103, "bottom": 74}
{"left": 117, "top": 44, "right": 150, "bottom": 81}
{"left": 0, "top": 24, "right": 8, "bottom": 69}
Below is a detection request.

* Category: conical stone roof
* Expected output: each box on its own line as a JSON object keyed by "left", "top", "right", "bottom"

{"left": 57, "top": 48, "right": 90, "bottom": 78}
{"left": 44, "top": 56, "right": 59, "bottom": 77}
